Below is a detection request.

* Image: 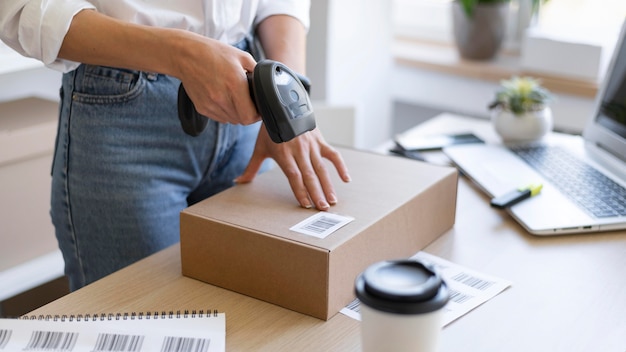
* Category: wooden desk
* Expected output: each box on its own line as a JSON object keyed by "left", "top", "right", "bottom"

{"left": 30, "top": 114, "right": 626, "bottom": 351}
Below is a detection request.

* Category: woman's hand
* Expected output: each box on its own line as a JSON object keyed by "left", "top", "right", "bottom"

{"left": 235, "top": 14, "right": 351, "bottom": 210}
{"left": 174, "top": 35, "right": 261, "bottom": 125}
{"left": 235, "top": 125, "right": 351, "bottom": 210}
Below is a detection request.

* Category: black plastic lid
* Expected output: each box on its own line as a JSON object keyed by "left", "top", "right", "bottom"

{"left": 355, "top": 260, "right": 449, "bottom": 315}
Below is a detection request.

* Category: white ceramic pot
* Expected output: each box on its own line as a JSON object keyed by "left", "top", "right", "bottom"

{"left": 491, "top": 107, "right": 553, "bottom": 142}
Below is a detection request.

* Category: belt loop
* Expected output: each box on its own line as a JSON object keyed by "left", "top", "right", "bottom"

{"left": 145, "top": 72, "right": 159, "bottom": 81}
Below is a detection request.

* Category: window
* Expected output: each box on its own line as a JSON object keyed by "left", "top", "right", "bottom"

{"left": 393, "top": 0, "right": 453, "bottom": 42}
{"left": 393, "top": 0, "right": 626, "bottom": 48}
{"left": 538, "top": 0, "right": 626, "bottom": 39}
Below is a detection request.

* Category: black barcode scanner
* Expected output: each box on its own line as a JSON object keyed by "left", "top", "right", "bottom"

{"left": 177, "top": 59, "right": 315, "bottom": 143}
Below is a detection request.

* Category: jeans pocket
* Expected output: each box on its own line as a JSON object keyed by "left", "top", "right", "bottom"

{"left": 71, "top": 65, "right": 146, "bottom": 104}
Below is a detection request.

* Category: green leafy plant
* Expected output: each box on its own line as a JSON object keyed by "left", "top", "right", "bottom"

{"left": 458, "top": 0, "right": 548, "bottom": 17}
{"left": 458, "top": 0, "right": 510, "bottom": 17}
{"left": 488, "top": 76, "right": 553, "bottom": 115}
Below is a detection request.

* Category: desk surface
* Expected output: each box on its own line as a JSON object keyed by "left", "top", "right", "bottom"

{"left": 30, "top": 114, "right": 626, "bottom": 352}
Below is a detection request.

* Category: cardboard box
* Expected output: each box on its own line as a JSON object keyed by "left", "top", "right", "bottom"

{"left": 180, "top": 147, "right": 458, "bottom": 320}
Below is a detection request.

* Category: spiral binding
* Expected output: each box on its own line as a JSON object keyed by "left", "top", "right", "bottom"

{"left": 18, "top": 309, "right": 219, "bottom": 322}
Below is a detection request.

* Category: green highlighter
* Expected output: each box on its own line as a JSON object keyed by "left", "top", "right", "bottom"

{"left": 490, "top": 184, "right": 543, "bottom": 209}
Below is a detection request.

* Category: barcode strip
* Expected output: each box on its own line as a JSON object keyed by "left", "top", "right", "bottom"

{"left": 448, "top": 289, "right": 473, "bottom": 304}
{"left": 93, "top": 333, "right": 145, "bottom": 352}
{"left": 303, "top": 216, "right": 342, "bottom": 234}
{"left": 0, "top": 329, "right": 11, "bottom": 349}
{"left": 451, "top": 272, "right": 494, "bottom": 291}
{"left": 160, "top": 337, "right": 211, "bottom": 352}
{"left": 24, "top": 331, "right": 78, "bottom": 351}
{"left": 345, "top": 298, "right": 361, "bottom": 313}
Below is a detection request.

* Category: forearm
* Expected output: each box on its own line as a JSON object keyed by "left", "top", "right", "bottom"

{"left": 59, "top": 9, "right": 260, "bottom": 125}
{"left": 58, "top": 9, "right": 195, "bottom": 78}
{"left": 256, "top": 15, "right": 306, "bottom": 74}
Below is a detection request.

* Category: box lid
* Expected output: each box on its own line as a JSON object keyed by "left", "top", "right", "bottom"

{"left": 183, "top": 147, "right": 456, "bottom": 250}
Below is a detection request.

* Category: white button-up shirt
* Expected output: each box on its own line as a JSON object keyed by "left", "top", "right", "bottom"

{"left": 0, "top": 0, "right": 310, "bottom": 72}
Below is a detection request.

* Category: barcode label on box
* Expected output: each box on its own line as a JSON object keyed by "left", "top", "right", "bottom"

{"left": 290, "top": 212, "right": 354, "bottom": 239}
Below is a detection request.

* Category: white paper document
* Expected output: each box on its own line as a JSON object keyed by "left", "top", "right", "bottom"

{"left": 340, "top": 252, "right": 513, "bottom": 326}
{"left": 0, "top": 311, "right": 225, "bottom": 352}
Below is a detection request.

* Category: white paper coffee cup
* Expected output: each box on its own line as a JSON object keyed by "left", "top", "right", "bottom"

{"left": 355, "top": 259, "right": 449, "bottom": 352}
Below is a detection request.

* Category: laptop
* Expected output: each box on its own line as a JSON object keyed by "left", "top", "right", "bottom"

{"left": 443, "top": 24, "right": 626, "bottom": 236}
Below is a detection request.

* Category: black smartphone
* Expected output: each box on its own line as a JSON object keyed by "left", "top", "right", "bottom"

{"left": 395, "top": 132, "right": 484, "bottom": 151}
{"left": 389, "top": 142, "right": 426, "bottom": 161}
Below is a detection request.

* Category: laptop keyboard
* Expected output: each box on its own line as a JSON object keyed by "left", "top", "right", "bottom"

{"left": 510, "top": 145, "right": 626, "bottom": 218}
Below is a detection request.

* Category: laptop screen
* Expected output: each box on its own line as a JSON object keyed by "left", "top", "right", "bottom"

{"left": 597, "top": 31, "right": 626, "bottom": 139}
{"left": 584, "top": 21, "right": 626, "bottom": 161}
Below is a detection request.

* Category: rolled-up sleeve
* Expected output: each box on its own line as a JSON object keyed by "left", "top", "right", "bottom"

{"left": 255, "top": 0, "right": 310, "bottom": 30}
{"left": 0, "top": 0, "right": 96, "bottom": 72}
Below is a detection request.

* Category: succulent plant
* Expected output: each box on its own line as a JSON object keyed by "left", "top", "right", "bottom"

{"left": 489, "top": 76, "right": 553, "bottom": 115}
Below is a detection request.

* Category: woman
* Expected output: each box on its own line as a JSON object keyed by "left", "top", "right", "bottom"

{"left": 0, "top": 1, "right": 351, "bottom": 290}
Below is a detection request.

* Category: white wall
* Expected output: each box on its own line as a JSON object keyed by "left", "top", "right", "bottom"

{"left": 0, "top": 54, "right": 61, "bottom": 103}
{"left": 307, "top": 0, "right": 393, "bottom": 149}
{"left": 391, "top": 65, "right": 596, "bottom": 134}
{"left": 308, "top": 1, "right": 597, "bottom": 149}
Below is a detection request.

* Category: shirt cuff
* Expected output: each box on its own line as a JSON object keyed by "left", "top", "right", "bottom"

{"left": 19, "top": 0, "right": 96, "bottom": 72}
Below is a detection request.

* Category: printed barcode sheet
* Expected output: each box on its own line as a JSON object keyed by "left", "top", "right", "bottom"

{"left": 340, "top": 252, "right": 513, "bottom": 326}
{"left": 0, "top": 313, "right": 225, "bottom": 352}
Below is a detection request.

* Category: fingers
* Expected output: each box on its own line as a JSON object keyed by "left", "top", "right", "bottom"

{"left": 191, "top": 62, "right": 258, "bottom": 124}
{"left": 177, "top": 37, "right": 260, "bottom": 125}
{"left": 247, "top": 126, "right": 351, "bottom": 211}
{"left": 280, "top": 150, "right": 331, "bottom": 210}
{"left": 319, "top": 144, "right": 352, "bottom": 184}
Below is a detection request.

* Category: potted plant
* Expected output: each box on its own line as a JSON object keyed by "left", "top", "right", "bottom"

{"left": 453, "top": 0, "right": 550, "bottom": 60}
{"left": 452, "top": 0, "right": 510, "bottom": 60}
{"left": 459, "top": 0, "right": 546, "bottom": 17}
{"left": 488, "top": 76, "right": 554, "bottom": 142}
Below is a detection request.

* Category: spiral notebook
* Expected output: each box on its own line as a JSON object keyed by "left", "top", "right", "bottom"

{"left": 0, "top": 310, "right": 225, "bottom": 352}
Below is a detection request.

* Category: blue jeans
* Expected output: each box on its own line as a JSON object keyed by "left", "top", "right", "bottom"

{"left": 51, "top": 58, "right": 266, "bottom": 290}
